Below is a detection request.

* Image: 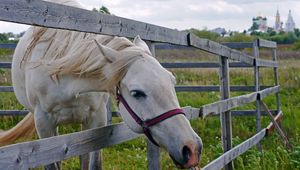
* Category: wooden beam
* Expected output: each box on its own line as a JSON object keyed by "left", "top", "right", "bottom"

{"left": 258, "top": 39, "right": 277, "bottom": 49}
{"left": 219, "top": 56, "right": 233, "bottom": 170}
{"left": 0, "top": 86, "right": 14, "bottom": 92}
{"left": 200, "top": 92, "right": 257, "bottom": 117}
{"left": 200, "top": 86, "right": 279, "bottom": 117}
{"left": 0, "top": 62, "right": 12, "bottom": 69}
{"left": 0, "top": 0, "right": 188, "bottom": 45}
{"left": 202, "top": 129, "right": 266, "bottom": 170}
{"left": 231, "top": 110, "right": 277, "bottom": 116}
{"left": 161, "top": 62, "right": 252, "bottom": 68}
{"left": 266, "top": 111, "right": 283, "bottom": 135}
{"left": 222, "top": 42, "right": 253, "bottom": 49}
{"left": 182, "top": 106, "right": 201, "bottom": 120}
{"left": 257, "top": 86, "right": 279, "bottom": 100}
{"left": 0, "top": 43, "right": 16, "bottom": 49}
{"left": 272, "top": 49, "right": 281, "bottom": 113}
{"left": 188, "top": 33, "right": 255, "bottom": 65}
{"left": 256, "top": 59, "right": 278, "bottom": 68}
{"left": 0, "top": 123, "right": 141, "bottom": 169}
{"left": 261, "top": 102, "right": 292, "bottom": 150}
{"left": 0, "top": 110, "right": 29, "bottom": 116}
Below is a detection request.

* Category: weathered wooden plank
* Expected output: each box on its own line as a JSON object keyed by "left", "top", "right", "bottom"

{"left": 161, "top": 62, "right": 252, "bottom": 68}
{"left": 147, "top": 140, "right": 160, "bottom": 170}
{"left": 200, "top": 92, "right": 257, "bottom": 117}
{"left": 0, "top": 86, "right": 14, "bottom": 92}
{"left": 231, "top": 110, "right": 277, "bottom": 116}
{"left": 175, "top": 86, "right": 271, "bottom": 92}
{"left": 0, "top": 110, "right": 29, "bottom": 116}
{"left": 161, "top": 62, "right": 219, "bottom": 68}
{"left": 0, "top": 62, "right": 12, "bottom": 68}
{"left": 261, "top": 102, "right": 292, "bottom": 150}
{"left": 0, "top": 0, "right": 188, "bottom": 45}
{"left": 257, "top": 86, "right": 279, "bottom": 100}
{"left": 256, "top": 59, "right": 278, "bottom": 68}
{"left": 222, "top": 42, "right": 253, "bottom": 49}
{"left": 0, "top": 44, "right": 16, "bottom": 49}
{"left": 182, "top": 106, "right": 200, "bottom": 120}
{"left": 200, "top": 86, "right": 278, "bottom": 117}
{"left": 154, "top": 43, "right": 194, "bottom": 50}
{"left": 253, "top": 40, "right": 262, "bottom": 151}
{"left": 219, "top": 56, "right": 233, "bottom": 170}
{"left": 188, "top": 33, "right": 255, "bottom": 65}
{"left": 266, "top": 111, "right": 283, "bottom": 135}
{"left": 0, "top": 61, "right": 252, "bottom": 70}
{"left": 0, "top": 123, "right": 141, "bottom": 169}
{"left": 202, "top": 129, "right": 266, "bottom": 170}
{"left": 272, "top": 49, "right": 281, "bottom": 112}
{"left": 258, "top": 39, "right": 277, "bottom": 49}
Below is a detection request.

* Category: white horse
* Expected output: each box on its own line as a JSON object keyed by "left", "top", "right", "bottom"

{"left": 0, "top": 0, "right": 202, "bottom": 169}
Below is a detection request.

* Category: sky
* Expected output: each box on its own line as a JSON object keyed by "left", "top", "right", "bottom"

{"left": 1, "top": 0, "right": 300, "bottom": 33}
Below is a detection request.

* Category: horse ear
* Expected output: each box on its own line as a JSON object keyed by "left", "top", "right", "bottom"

{"left": 94, "top": 40, "right": 120, "bottom": 62}
{"left": 133, "top": 35, "right": 152, "bottom": 55}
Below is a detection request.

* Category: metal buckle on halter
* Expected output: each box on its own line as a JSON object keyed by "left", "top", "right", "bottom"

{"left": 141, "top": 121, "right": 148, "bottom": 129}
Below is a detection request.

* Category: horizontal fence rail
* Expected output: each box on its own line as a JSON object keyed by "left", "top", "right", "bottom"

{"left": 0, "top": 44, "right": 16, "bottom": 49}
{"left": 0, "top": 123, "right": 141, "bottom": 169}
{"left": 200, "top": 86, "right": 279, "bottom": 117}
{"left": 202, "top": 129, "right": 267, "bottom": 170}
{"left": 0, "top": 0, "right": 189, "bottom": 45}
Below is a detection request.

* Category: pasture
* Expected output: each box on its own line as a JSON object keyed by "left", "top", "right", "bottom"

{"left": 0, "top": 46, "right": 299, "bottom": 169}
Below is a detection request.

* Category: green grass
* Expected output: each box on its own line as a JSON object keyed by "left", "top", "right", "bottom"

{"left": 0, "top": 50, "right": 300, "bottom": 169}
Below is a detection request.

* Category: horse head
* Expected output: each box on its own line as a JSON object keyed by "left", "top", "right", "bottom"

{"left": 96, "top": 36, "right": 203, "bottom": 169}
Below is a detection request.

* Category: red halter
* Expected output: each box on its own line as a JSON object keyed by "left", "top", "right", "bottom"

{"left": 116, "top": 88, "right": 185, "bottom": 146}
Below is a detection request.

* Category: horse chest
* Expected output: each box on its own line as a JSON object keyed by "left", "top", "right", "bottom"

{"left": 47, "top": 93, "right": 104, "bottom": 124}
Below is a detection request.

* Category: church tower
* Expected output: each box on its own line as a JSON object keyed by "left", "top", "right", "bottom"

{"left": 274, "top": 10, "right": 283, "bottom": 32}
{"left": 285, "top": 10, "right": 296, "bottom": 32}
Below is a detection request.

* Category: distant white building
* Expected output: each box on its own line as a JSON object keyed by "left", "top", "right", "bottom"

{"left": 210, "top": 27, "right": 226, "bottom": 36}
{"left": 285, "top": 10, "right": 296, "bottom": 32}
{"left": 252, "top": 16, "right": 268, "bottom": 32}
{"left": 274, "top": 10, "right": 283, "bottom": 33}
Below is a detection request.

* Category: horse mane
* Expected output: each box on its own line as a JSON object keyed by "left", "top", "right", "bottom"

{"left": 20, "top": 0, "right": 147, "bottom": 91}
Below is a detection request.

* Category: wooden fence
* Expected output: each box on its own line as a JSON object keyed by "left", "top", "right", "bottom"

{"left": 0, "top": 0, "right": 281, "bottom": 169}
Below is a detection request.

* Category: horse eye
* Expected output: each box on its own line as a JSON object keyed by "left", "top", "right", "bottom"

{"left": 130, "top": 90, "right": 146, "bottom": 99}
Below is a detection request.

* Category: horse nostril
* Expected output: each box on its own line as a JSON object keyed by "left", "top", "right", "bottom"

{"left": 182, "top": 145, "right": 192, "bottom": 164}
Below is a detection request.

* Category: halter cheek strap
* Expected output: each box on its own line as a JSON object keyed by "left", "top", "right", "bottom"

{"left": 116, "top": 89, "right": 185, "bottom": 146}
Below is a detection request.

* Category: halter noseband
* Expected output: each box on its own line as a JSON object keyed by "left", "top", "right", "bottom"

{"left": 116, "top": 88, "right": 185, "bottom": 146}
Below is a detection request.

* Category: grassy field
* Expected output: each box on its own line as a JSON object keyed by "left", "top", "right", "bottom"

{"left": 0, "top": 46, "right": 300, "bottom": 170}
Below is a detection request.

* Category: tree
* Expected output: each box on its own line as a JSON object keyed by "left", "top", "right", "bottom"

{"left": 249, "top": 22, "right": 259, "bottom": 32}
{"left": 294, "top": 28, "right": 300, "bottom": 38}
{"left": 92, "top": 5, "right": 111, "bottom": 15}
{"left": 0, "top": 33, "right": 8, "bottom": 43}
{"left": 189, "top": 28, "right": 220, "bottom": 41}
{"left": 100, "top": 6, "right": 111, "bottom": 14}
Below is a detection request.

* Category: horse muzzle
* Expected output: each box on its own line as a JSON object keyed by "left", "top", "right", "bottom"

{"left": 170, "top": 138, "right": 203, "bottom": 169}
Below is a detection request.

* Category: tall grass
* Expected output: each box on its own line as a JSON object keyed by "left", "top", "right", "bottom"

{"left": 0, "top": 49, "right": 300, "bottom": 169}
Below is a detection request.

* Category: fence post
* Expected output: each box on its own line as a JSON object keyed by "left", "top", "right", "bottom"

{"left": 106, "top": 97, "right": 113, "bottom": 125}
{"left": 272, "top": 48, "right": 280, "bottom": 113}
{"left": 146, "top": 42, "right": 161, "bottom": 170}
{"left": 253, "top": 39, "right": 262, "bottom": 151}
{"left": 219, "top": 55, "right": 233, "bottom": 170}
